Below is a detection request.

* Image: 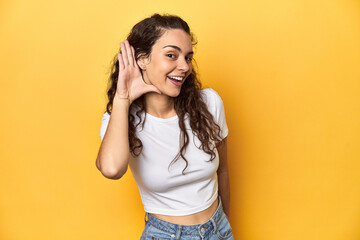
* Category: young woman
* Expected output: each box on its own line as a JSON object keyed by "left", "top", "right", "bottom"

{"left": 96, "top": 13, "right": 234, "bottom": 240}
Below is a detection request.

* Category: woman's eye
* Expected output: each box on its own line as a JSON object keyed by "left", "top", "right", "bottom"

{"left": 167, "top": 54, "right": 176, "bottom": 58}
{"left": 186, "top": 57, "right": 193, "bottom": 62}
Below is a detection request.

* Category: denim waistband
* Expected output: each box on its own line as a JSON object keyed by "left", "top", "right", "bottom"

{"left": 144, "top": 196, "right": 223, "bottom": 237}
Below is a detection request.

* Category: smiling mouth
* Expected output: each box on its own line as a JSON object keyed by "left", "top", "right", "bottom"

{"left": 167, "top": 76, "right": 184, "bottom": 82}
{"left": 167, "top": 76, "right": 184, "bottom": 86}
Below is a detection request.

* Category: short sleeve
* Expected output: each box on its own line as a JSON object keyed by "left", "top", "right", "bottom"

{"left": 202, "top": 88, "right": 229, "bottom": 139}
{"left": 99, "top": 112, "right": 111, "bottom": 142}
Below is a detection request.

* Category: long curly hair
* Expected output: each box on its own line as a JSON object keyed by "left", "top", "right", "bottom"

{"left": 104, "top": 13, "right": 224, "bottom": 174}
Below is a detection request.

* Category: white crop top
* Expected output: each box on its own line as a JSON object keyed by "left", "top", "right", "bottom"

{"left": 99, "top": 88, "right": 228, "bottom": 216}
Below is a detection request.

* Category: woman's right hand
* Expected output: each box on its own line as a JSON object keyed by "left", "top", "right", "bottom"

{"left": 115, "top": 40, "right": 161, "bottom": 104}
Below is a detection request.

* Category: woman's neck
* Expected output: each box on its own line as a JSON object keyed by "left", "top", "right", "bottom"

{"left": 144, "top": 92, "right": 176, "bottom": 118}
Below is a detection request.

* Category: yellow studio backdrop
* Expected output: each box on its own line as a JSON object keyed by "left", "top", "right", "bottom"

{"left": 0, "top": 0, "right": 359, "bottom": 239}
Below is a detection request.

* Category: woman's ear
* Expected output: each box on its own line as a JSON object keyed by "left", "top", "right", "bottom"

{"left": 137, "top": 56, "right": 149, "bottom": 70}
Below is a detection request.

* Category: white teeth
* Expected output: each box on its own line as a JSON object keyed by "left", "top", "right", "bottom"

{"left": 168, "top": 76, "right": 183, "bottom": 81}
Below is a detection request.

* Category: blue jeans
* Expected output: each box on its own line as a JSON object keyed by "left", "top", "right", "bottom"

{"left": 140, "top": 196, "right": 234, "bottom": 240}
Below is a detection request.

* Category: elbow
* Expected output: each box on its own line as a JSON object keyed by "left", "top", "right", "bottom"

{"left": 100, "top": 166, "right": 127, "bottom": 180}
{"left": 100, "top": 164, "right": 128, "bottom": 180}
{"left": 96, "top": 155, "right": 128, "bottom": 180}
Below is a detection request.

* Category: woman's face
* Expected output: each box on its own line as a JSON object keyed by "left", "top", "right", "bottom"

{"left": 139, "top": 29, "right": 193, "bottom": 97}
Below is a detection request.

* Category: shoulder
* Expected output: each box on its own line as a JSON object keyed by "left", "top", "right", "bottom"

{"left": 200, "top": 88, "right": 225, "bottom": 108}
{"left": 101, "top": 111, "right": 111, "bottom": 121}
{"left": 99, "top": 111, "right": 111, "bottom": 141}
{"left": 201, "top": 88, "right": 223, "bottom": 100}
{"left": 100, "top": 111, "right": 111, "bottom": 129}
{"left": 200, "top": 88, "right": 228, "bottom": 138}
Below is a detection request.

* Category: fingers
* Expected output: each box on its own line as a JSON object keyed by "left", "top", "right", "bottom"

{"left": 124, "top": 40, "right": 134, "bottom": 67}
{"left": 118, "top": 53, "right": 124, "bottom": 71}
{"left": 120, "top": 40, "right": 137, "bottom": 68}
{"left": 142, "top": 82, "right": 162, "bottom": 95}
{"left": 149, "top": 85, "right": 162, "bottom": 95}
{"left": 131, "top": 46, "right": 137, "bottom": 66}
{"left": 120, "top": 42, "right": 129, "bottom": 66}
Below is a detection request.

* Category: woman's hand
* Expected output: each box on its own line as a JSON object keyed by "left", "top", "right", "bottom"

{"left": 115, "top": 40, "right": 161, "bottom": 104}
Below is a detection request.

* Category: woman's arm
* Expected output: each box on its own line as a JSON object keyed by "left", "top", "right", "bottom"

{"left": 217, "top": 137, "right": 230, "bottom": 218}
{"left": 96, "top": 41, "right": 161, "bottom": 180}
{"left": 96, "top": 96, "right": 130, "bottom": 179}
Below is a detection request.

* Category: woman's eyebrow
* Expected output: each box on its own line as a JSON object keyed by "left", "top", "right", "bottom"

{"left": 163, "top": 45, "right": 194, "bottom": 55}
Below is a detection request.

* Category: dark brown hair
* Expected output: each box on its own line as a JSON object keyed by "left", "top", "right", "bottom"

{"left": 104, "top": 13, "right": 223, "bottom": 174}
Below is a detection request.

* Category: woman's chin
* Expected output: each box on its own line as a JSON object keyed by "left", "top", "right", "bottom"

{"left": 169, "top": 88, "right": 183, "bottom": 97}
{"left": 157, "top": 84, "right": 181, "bottom": 97}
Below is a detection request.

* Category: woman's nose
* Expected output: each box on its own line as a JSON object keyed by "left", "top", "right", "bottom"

{"left": 177, "top": 58, "right": 190, "bottom": 72}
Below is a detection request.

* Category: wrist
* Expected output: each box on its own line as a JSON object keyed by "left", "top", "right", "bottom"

{"left": 114, "top": 95, "right": 131, "bottom": 106}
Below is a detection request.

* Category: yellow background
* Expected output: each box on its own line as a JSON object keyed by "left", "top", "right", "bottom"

{"left": 1, "top": 0, "right": 360, "bottom": 239}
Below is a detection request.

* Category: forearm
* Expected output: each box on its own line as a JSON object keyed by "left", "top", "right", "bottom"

{"left": 96, "top": 95, "right": 130, "bottom": 179}
{"left": 218, "top": 170, "right": 230, "bottom": 218}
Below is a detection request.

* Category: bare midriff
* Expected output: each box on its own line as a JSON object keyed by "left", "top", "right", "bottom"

{"left": 151, "top": 197, "right": 219, "bottom": 225}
